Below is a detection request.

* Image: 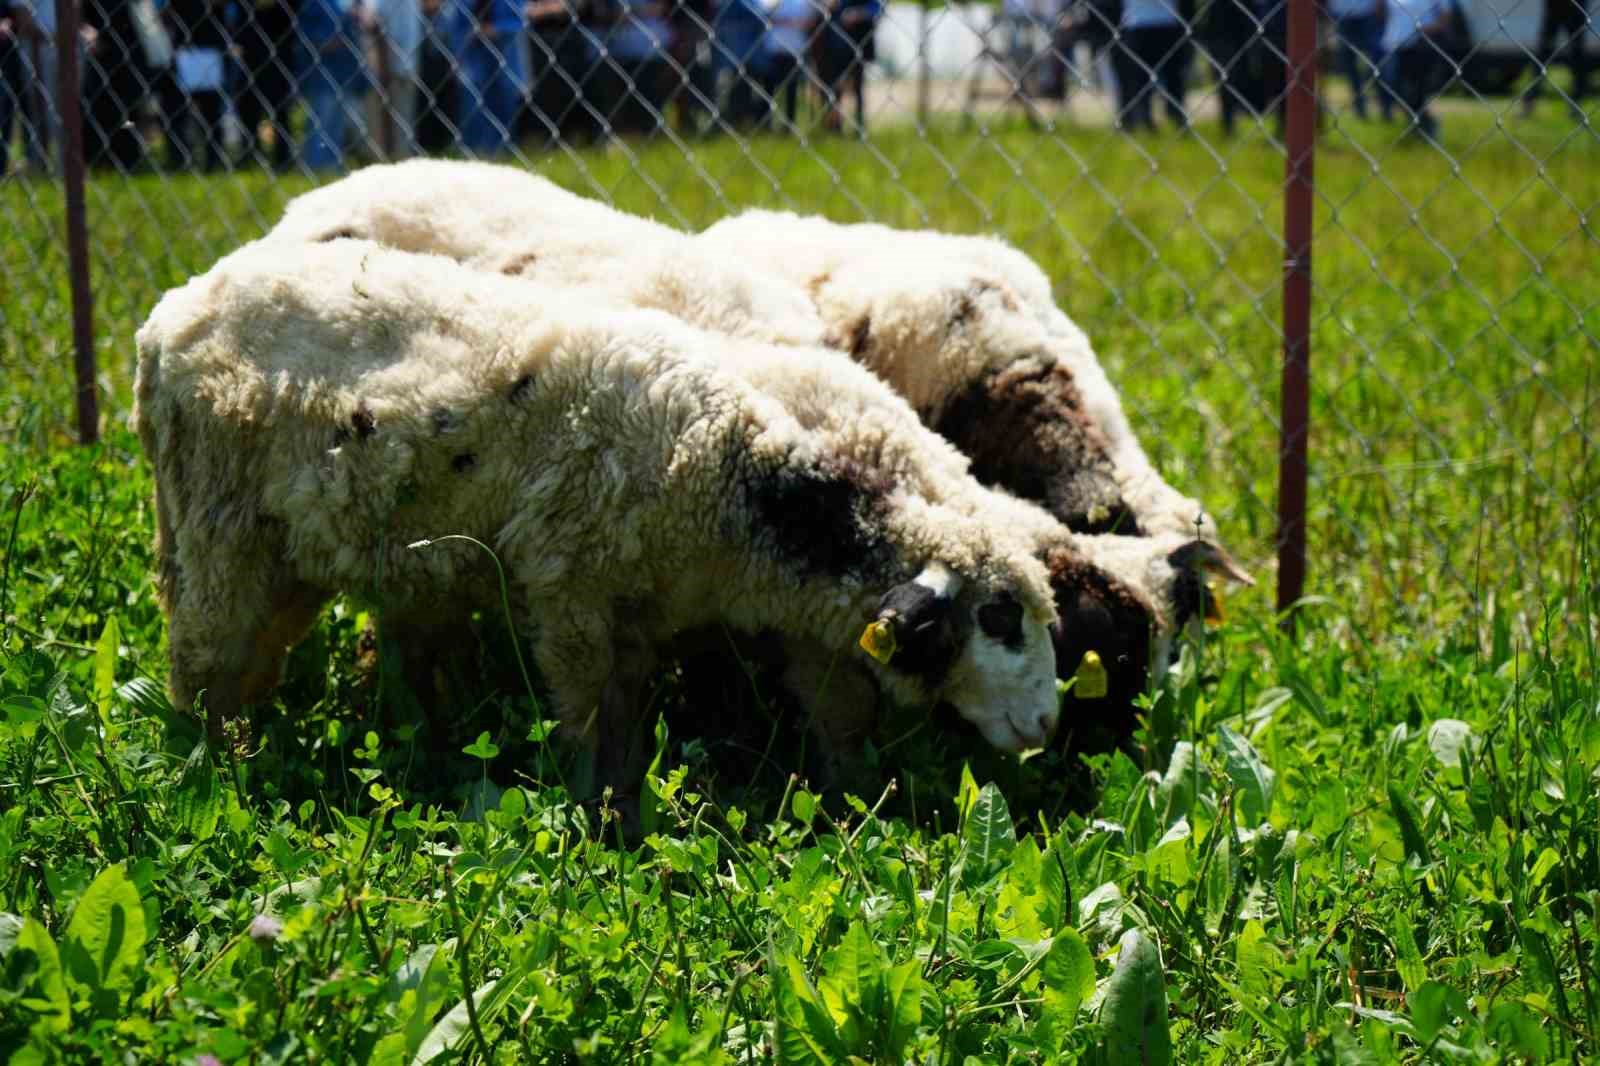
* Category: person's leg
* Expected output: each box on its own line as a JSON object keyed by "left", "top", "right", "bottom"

{"left": 199, "top": 89, "right": 226, "bottom": 170}
{"left": 302, "top": 79, "right": 347, "bottom": 170}
{"left": 0, "top": 45, "right": 20, "bottom": 174}
{"left": 1159, "top": 25, "right": 1190, "bottom": 127}
{"left": 1110, "top": 33, "right": 1149, "bottom": 128}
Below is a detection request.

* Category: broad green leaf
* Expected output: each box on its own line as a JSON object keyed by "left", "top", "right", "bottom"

{"left": 882, "top": 959, "right": 921, "bottom": 1060}
{"left": 1390, "top": 916, "right": 1426, "bottom": 993}
{"left": 818, "top": 922, "right": 883, "bottom": 1045}
{"left": 1039, "top": 928, "right": 1094, "bottom": 1049}
{"left": 93, "top": 616, "right": 121, "bottom": 730}
{"left": 1386, "top": 782, "right": 1430, "bottom": 864}
{"left": 1407, "top": 981, "right": 1449, "bottom": 1043}
{"left": 1426, "top": 719, "right": 1475, "bottom": 770}
{"left": 1234, "top": 920, "right": 1281, "bottom": 997}
{"left": 15, "top": 917, "right": 70, "bottom": 1033}
{"left": 63, "top": 863, "right": 147, "bottom": 1001}
{"left": 1217, "top": 724, "right": 1275, "bottom": 824}
{"left": 1157, "top": 742, "right": 1196, "bottom": 824}
{"left": 1097, "top": 928, "right": 1172, "bottom": 1066}
{"left": 172, "top": 739, "right": 221, "bottom": 841}
{"left": 771, "top": 950, "right": 845, "bottom": 1066}
{"left": 412, "top": 978, "right": 497, "bottom": 1065}
{"left": 1038, "top": 833, "right": 1069, "bottom": 932}
{"left": 956, "top": 763, "right": 981, "bottom": 826}
{"left": 960, "top": 783, "right": 1016, "bottom": 887}
{"left": 461, "top": 732, "right": 500, "bottom": 760}
{"left": 391, "top": 942, "right": 453, "bottom": 1057}
{"left": 640, "top": 715, "right": 669, "bottom": 837}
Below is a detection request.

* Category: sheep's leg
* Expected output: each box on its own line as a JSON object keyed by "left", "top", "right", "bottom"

{"left": 365, "top": 613, "right": 481, "bottom": 736}
{"left": 534, "top": 602, "right": 657, "bottom": 816}
{"left": 781, "top": 644, "right": 883, "bottom": 801}
{"left": 167, "top": 555, "right": 327, "bottom": 744}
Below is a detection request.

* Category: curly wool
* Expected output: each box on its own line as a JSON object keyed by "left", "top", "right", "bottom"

{"left": 267, "top": 159, "right": 827, "bottom": 349}
{"left": 692, "top": 209, "right": 1240, "bottom": 555}
{"left": 134, "top": 239, "right": 1062, "bottom": 759}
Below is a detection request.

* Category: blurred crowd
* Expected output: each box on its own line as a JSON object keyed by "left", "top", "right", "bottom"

{"left": 0, "top": 0, "right": 881, "bottom": 172}
{"left": 1011, "top": 0, "right": 1587, "bottom": 138}
{"left": 0, "top": 0, "right": 1590, "bottom": 173}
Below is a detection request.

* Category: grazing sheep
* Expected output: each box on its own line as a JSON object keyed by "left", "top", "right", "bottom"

{"left": 133, "top": 240, "right": 1064, "bottom": 786}
{"left": 266, "top": 158, "right": 828, "bottom": 349}
{"left": 693, "top": 209, "right": 1250, "bottom": 576}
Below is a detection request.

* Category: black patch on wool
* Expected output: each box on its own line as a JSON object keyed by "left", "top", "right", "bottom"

{"left": 932, "top": 364, "right": 1136, "bottom": 536}
{"left": 875, "top": 580, "right": 960, "bottom": 689}
{"left": 318, "top": 227, "right": 358, "bottom": 242}
{"left": 508, "top": 375, "right": 535, "bottom": 405}
{"left": 350, "top": 406, "right": 377, "bottom": 439}
{"left": 451, "top": 453, "right": 477, "bottom": 474}
{"left": 976, "top": 592, "right": 1024, "bottom": 651}
{"left": 1045, "top": 546, "right": 1155, "bottom": 756}
{"left": 739, "top": 459, "right": 889, "bottom": 582}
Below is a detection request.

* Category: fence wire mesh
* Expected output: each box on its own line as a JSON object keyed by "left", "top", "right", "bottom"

{"left": 1, "top": 0, "right": 1596, "bottom": 630}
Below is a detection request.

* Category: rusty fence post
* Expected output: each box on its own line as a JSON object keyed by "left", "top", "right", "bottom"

{"left": 1276, "top": 0, "right": 1316, "bottom": 626}
{"left": 55, "top": 0, "right": 98, "bottom": 444}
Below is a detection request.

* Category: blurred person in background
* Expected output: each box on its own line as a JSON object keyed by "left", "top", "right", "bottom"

{"left": 372, "top": 0, "right": 423, "bottom": 154}
{"left": 1, "top": 0, "right": 45, "bottom": 173}
{"left": 236, "top": 0, "right": 299, "bottom": 168}
{"left": 445, "top": 0, "right": 528, "bottom": 153}
{"left": 1323, "top": 0, "right": 1386, "bottom": 118}
{"left": 667, "top": 0, "right": 714, "bottom": 132}
{"left": 414, "top": 0, "right": 458, "bottom": 148}
{"left": 1110, "top": 0, "right": 1194, "bottom": 130}
{"left": 163, "top": 0, "right": 231, "bottom": 169}
{"left": 596, "top": 0, "right": 670, "bottom": 133}
{"left": 815, "top": 0, "right": 876, "bottom": 130}
{"left": 82, "top": 0, "right": 156, "bottom": 168}
{"left": 14, "top": 0, "right": 55, "bottom": 170}
{"left": 525, "top": 0, "right": 601, "bottom": 142}
{"left": 755, "top": 0, "right": 813, "bottom": 127}
{"left": 1200, "top": 0, "right": 1264, "bottom": 135}
{"left": 1522, "top": 0, "right": 1590, "bottom": 114}
{"left": 713, "top": 0, "right": 765, "bottom": 124}
{"left": 1378, "top": 0, "right": 1451, "bottom": 138}
{"left": 298, "top": 0, "right": 373, "bottom": 168}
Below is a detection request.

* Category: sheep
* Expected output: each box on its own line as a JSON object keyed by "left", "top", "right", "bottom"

{"left": 133, "top": 239, "right": 1065, "bottom": 789}
{"left": 691, "top": 209, "right": 1251, "bottom": 578}
{"left": 261, "top": 162, "right": 1237, "bottom": 756}
{"left": 265, "top": 158, "right": 828, "bottom": 350}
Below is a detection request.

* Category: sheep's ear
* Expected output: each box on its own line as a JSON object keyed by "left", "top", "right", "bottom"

{"left": 865, "top": 565, "right": 962, "bottom": 666}
{"left": 1168, "top": 540, "right": 1254, "bottom": 588}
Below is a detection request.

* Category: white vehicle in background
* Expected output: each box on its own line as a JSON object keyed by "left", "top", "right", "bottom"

{"left": 1455, "top": 0, "right": 1597, "bottom": 92}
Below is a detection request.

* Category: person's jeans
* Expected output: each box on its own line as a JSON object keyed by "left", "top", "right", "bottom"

{"left": 1334, "top": 11, "right": 1386, "bottom": 118}
{"left": 303, "top": 79, "right": 364, "bottom": 170}
{"left": 456, "top": 36, "right": 528, "bottom": 155}
{"left": 1381, "top": 44, "right": 1439, "bottom": 137}
{"left": 1112, "top": 24, "right": 1191, "bottom": 130}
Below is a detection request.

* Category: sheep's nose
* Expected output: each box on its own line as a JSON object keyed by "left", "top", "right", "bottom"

{"left": 1034, "top": 708, "right": 1059, "bottom": 744}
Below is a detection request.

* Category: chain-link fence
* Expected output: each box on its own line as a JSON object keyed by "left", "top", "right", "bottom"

{"left": 1, "top": 0, "right": 1596, "bottom": 625}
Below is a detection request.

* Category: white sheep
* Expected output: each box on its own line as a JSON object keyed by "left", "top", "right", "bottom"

{"left": 266, "top": 158, "right": 828, "bottom": 350}
{"left": 692, "top": 209, "right": 1251, "bottom": 582}
{"left": 133, "top": 239, "right": 1065, "bottom": 785}
{"left": 262, "top": 162, "right": 1238, "bottom": 747}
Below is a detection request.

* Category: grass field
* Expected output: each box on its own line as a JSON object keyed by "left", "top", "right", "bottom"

{"left": 1, "top": 109, "right": 1598, "bottom": 1062}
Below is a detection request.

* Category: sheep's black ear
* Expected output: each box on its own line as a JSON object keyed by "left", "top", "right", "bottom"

{"left": 863, "top": 567, "right": 961, "bottom": 686}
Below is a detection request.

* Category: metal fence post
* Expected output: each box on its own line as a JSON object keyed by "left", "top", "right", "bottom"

{"left": 54, "top": 0, "right": 98, "bottom": 445}
{"left": 1276, "top": 0, "right": 1316, "bottom": 625}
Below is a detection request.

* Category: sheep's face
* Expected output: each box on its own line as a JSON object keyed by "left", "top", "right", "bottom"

{"left": 1046, "top": 551, "right": 1156, "bottom": 749}
{"left": 862, "top": 563, "right": 1059, "bottom": 753}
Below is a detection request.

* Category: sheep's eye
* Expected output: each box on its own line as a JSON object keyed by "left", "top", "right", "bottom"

{"left": 977, "top": 597, "right": 1023, "bottom": 644}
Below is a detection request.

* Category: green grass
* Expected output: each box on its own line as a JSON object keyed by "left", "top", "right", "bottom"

{"left": 1, "top": 110, "right": 1598, "bottom": 1062}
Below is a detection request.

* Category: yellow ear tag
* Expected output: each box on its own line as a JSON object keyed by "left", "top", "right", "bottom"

{"left": 859, "top": 619, "right": 898, "bottom": 664}
{"left": 1074, "top": 650, "right": 1109, "bottom": 700}
{"left": 1204, "top": 579, "right": 1226, "bottom": 624}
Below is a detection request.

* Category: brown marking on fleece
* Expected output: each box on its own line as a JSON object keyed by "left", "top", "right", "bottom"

{"left": 500, "top": 251, "right": 539, "bottom": 276}
{"left": 933, "top": 362, "right": 1137, "bottom": 536}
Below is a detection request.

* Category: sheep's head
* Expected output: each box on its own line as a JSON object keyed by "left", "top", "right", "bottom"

{"left": 861, "top": 562, "right": 1059, "bottom": 753}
